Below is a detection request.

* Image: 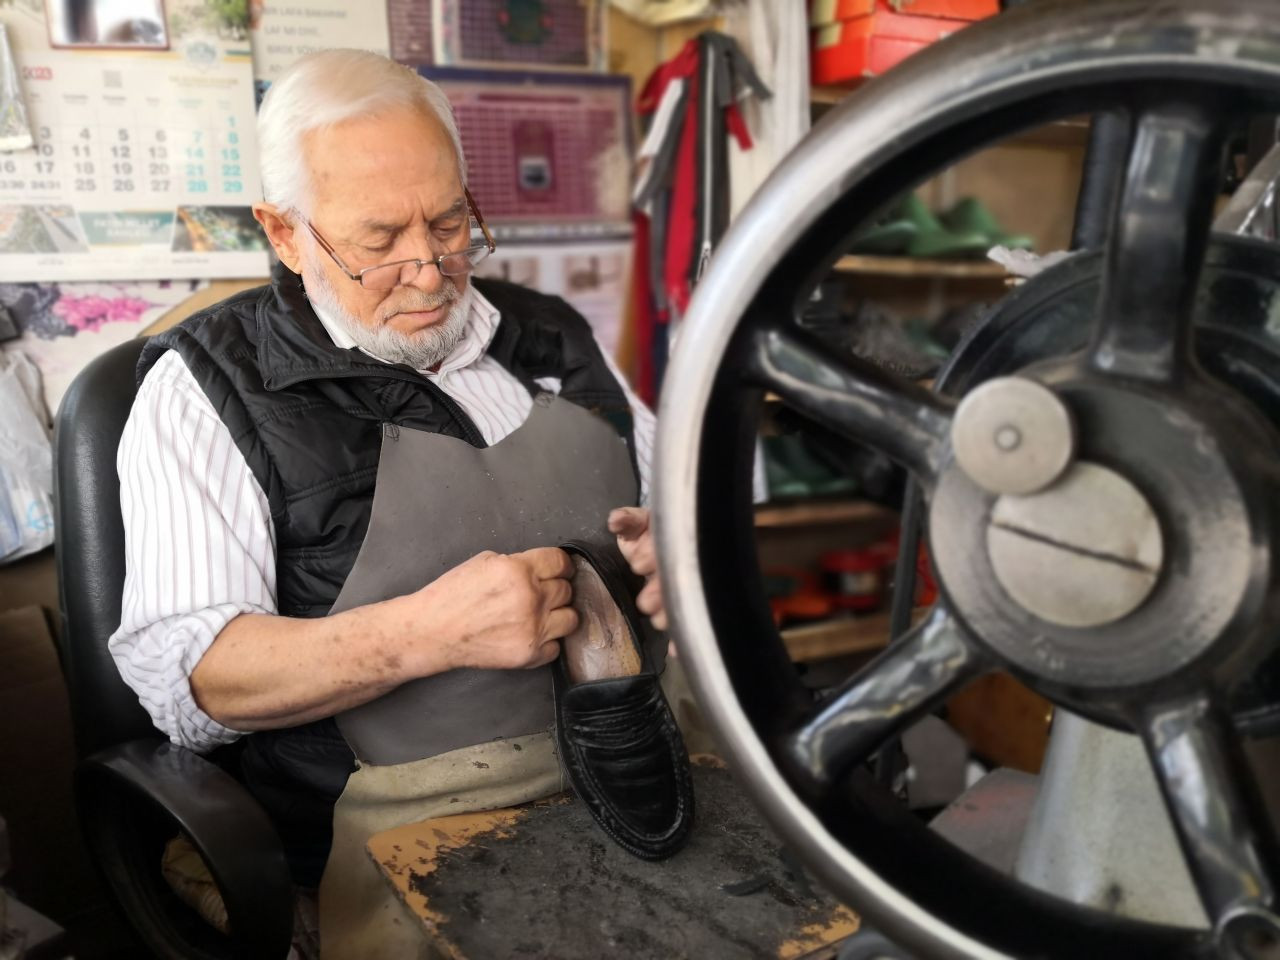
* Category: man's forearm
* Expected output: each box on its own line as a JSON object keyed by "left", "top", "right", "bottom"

{"left": 190, "top": 594, "right": 441, "bottom": 732}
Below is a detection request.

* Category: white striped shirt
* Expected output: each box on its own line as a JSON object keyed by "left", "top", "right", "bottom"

{"left": 108, "top": 284, "right": 655, "bottom": 753}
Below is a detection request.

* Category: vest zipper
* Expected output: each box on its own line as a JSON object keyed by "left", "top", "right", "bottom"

{"left": 697, "top": 45, "right": 716, "bottom": 287}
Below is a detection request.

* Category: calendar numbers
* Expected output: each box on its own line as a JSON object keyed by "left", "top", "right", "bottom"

{"left": 18, "top": 121, "right": 64, "bottom": 193}
{"left": 0, "top": 155, "right": 22, "bottom": 191}
{"left": 7, "top": 93, "right": 257, "bottom": 221}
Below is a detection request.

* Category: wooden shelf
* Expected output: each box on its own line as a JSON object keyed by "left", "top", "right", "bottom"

{"left": 782, "top": 611, "right": 893, "bottom": 662}
{"left": 1008, "top": 119, "right": 1092, "bottom": 148}
{"left": 781, "top": 607, "right": 929, "bottom": 662}
{"left": 811, "top": 81, "right": 866, "bottom": 105}
{"left": 833, "top": 254, "right": 1008, "bottom": 280}
{"left": 754, "top": 499, "right": 896, "bottom": 528}
{"left": 811, "top": 84, "right": 1090, "bottom": 148}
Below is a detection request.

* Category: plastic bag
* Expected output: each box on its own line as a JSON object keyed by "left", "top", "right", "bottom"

{"left": 0, "top": 351, "right": 53, "bottom": 563}
{"left": 0, "top": 23, "right": 34, "bottom": 152}
{"left": 1215, "top": 142, "right": 1280, "bottom": 242}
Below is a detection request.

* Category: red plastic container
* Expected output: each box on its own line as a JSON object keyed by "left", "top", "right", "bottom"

{"left": 821, "top": 549, "right": 886, "bottom": 612}
{"left": 810, "top": 0, "right": 875, "bottom": 29}
{"left": 811, "top": 1, "right": 977, "bottom": 84}
{"left": 811, "top": 0, "right": 996, "bottom": 28}
{"left": 774, "top": 591, "right": 837, "bottom": 628}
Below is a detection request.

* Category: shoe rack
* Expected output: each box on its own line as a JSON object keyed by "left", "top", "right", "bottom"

{"left": 748, "top": 83, "right": 1089, "bottom": 675}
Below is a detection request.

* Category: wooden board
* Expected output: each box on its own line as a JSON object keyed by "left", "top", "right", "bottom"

{"left": 367, "top": 758, "right": 859, "bottom": 959}
{"left": 781, "top": 612, "right": 892, "bottom": 663}
{"left": 947, "top": 673, "right": 1053, "bottom": 774}
{"left": 754, "top": 500, "right": 897, "bottom": 529}
{"left": 781, "top": 607, "right": 928, "bottom": 663}
{"left": 833, "top": 255, "right": 1008, "bottom": 280}
{"left": 141, "top": 278, "right": 267, "bottom": 337}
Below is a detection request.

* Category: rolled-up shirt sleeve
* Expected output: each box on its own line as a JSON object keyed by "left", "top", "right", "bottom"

{"left": 108, "top": 350, "right": 276, "bottom": 753}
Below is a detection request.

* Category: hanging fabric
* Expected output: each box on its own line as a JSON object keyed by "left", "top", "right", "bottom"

{"left": 724, "top": 0, "right": 811, "bottom": 221}
{"left": 628, "top": 30, "right": 769, "bottom": 402}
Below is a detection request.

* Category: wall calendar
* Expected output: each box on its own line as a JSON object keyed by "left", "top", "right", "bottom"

{"left": 0, "top": 0, "right": 269, "bottom": 282}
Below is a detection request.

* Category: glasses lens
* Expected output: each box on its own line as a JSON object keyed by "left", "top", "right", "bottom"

{"left": 439, "top": 245, "right": 491, "bottom": 276}
{"left": 361, "top": 261, "right": 421, "bottom": 291}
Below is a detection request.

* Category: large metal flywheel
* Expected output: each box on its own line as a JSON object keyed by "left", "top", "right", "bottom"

{"left": 654, "top": 2, "right": 1280, "bottom": 957}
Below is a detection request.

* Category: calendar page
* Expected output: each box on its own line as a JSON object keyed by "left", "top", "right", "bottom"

{"left": 0, "top": 0, "right": 268, "bottom": 282}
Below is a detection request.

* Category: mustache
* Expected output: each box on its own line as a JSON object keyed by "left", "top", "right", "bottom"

{"left": 381, "top": 279, "right": 461, "bottom": 319}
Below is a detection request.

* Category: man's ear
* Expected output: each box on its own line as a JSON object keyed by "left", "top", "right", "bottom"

{"left": 253, "top": 203, "right": 303, "bottom": 274}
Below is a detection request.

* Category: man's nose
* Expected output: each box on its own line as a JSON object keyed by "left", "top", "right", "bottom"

{"left": 407, "top": 255, "right": 447, "bottom": 294}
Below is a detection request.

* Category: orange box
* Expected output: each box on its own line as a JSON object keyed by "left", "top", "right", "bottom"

{"left": 811, "top": 7, "right": 972, "bottom": 84}
{"left": 811, "top": 0, "right": 996, "bottom": 28}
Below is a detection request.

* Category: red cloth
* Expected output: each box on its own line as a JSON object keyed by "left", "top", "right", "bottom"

{"left": 726, "top": 101, "right": 753, "bottom": 151}
{"left": 632, "top": 39, "right": 701, "bottom": 399}
{"left": 631, "top": 36, "right": 759, "bottom": 397}
{"left": 663, "top": 60, "right": 700, "bottom": 319}
{"left": 637, "top": 39, "right": 699, "bottom": 116}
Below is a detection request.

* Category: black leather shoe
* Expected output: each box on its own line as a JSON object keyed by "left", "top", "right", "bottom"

{"left": 553, "top": 540, "right": 694, "bottom": 860}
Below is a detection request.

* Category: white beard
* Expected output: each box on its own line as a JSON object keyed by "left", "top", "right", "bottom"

{"left": 302, "top": 253, "right": 469, "bottom": 370}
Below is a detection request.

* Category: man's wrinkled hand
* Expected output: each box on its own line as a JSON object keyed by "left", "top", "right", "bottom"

{"left": 414, "top": 547, "right": 578, "bottom": 672}
{"left": 608, "top": 506, "right": 667, "bottom": 632}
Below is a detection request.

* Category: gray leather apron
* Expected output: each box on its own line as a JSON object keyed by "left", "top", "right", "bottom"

{"left": 331, "top": 392, "right": 638, "bottom": 766}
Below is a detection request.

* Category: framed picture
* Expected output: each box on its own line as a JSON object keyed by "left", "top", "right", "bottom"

{"left": 45, "top": 0, "right": 170, "bottom": 51}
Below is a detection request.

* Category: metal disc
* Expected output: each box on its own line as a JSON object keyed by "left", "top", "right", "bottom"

{"left": 952, "top": 377, "right": 1076, "bottom": 496}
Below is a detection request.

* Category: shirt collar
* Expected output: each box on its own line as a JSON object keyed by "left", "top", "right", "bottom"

{"left": 307, "top": 281, "right": 502, "bottom": 377}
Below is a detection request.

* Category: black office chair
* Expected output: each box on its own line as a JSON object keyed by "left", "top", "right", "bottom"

{"left": 52, "top": 337, "right": 293, "bottom": 960}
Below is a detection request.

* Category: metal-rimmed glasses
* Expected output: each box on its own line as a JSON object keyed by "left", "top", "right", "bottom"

{"left": 303, "top": 187, "right": 497, "bottom": 291}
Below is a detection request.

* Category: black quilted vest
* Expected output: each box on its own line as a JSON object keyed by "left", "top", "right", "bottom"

{"left": 138, "top": 264, "right": 638, "bottom": 884}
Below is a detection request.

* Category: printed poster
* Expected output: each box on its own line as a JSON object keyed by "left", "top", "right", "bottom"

{"left": 0, "top": 278, "right": 207, "bottom": 415}
{"left": 248, "top": 1, "right": 392, "bottom": 98}
{"left": 472, "top": 238, "right": 631, "bottom": 356}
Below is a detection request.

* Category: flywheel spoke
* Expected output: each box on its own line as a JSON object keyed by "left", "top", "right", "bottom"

{"left": 1090, "top": 102, "right": 1227, "bottom": 383}
{"left": 746, "top": 324, "right": 954, "bottom": 486}
{"left": 779, "top": 606, "right": 986, "bottom": 796}
{"left": 1141, "top": 697, "right": 1280, "bottom": 954}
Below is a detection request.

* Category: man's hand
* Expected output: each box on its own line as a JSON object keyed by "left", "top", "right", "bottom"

{"left": 608, "top": 506, "right": 667, "bottom": 631}
{"left": 413, "top": 547, "right": 579, "bottom": 672}
{"left": 191, "top": 547, "right": 577, "bottom": 732}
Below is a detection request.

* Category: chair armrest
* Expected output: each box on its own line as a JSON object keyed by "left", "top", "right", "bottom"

{"left": 78, "top": 739, "right": 293, "bottom": 960}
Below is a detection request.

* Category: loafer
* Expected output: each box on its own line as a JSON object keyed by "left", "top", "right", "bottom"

{"left": 553, "top": 540, "right": 694, "bottom": 860}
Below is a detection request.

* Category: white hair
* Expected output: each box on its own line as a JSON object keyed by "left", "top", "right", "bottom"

{"left": 257, "top": 49, "right": 467, "bottom": 215}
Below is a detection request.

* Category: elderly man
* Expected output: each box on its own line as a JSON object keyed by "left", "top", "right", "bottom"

{"left": 108, "top": 49, "right": 673, "bottom": 956}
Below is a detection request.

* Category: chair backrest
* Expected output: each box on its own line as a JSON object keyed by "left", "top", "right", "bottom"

{"left": 53, "top": 337, "right": 159, "bottom": 757}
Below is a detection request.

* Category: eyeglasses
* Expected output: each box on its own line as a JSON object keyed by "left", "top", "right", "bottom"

{"left": 303, "top": 187, "right": 497, "bottom": 291}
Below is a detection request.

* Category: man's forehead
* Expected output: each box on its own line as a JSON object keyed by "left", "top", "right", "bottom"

{"left": 355, "top": 196, "right": 467, "bottom": 234}
{"left": 303, "top": 107, "right": 462, "bottom": 217}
